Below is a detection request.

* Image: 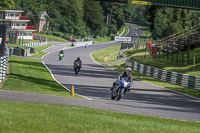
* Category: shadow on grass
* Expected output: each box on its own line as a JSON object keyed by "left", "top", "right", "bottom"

{"left": 8, "top": 73, "right": 66, "bottom": 92}
{"left": 9, "top": 60, "right": 48, "bottom": 72}
{"left": 9, "top": 60, "right": 43, "bottom": 68}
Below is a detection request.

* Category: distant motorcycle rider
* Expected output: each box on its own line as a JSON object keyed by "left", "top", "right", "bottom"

{"left": 58, "top": 50, "right": 64, "bottom": 60}
{"left": 74, "top": 57, "right": 82, "bottom": 71}
{"left": 110, "top": 67, "right": 133, "bottom": 92}
{"left": 59, "top": 49, "right": 64, "bottom": 55}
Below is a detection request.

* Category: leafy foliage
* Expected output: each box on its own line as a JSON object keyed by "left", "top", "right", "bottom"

{"left": 0, "top": 0, "right": 15, "bottom": 9}
{"left": 2, "top": 0, "right": 200, "bottom": 40}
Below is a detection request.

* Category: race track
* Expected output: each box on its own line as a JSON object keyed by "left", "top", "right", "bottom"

{"left": 1, "top": 25, "right": 200, "bottom": 122}
{"left": 41, "top": 40, "right": 200, "bottom": 122}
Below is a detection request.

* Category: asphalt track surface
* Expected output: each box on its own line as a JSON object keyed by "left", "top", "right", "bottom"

{"left": 41, "top": 41, "right": 200, "bottom": 122}
{"left": 1, "top": 27, "right": 200, "bottom": 122}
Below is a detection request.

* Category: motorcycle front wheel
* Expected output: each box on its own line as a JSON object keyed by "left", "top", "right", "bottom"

{"left": 111, "top": 89, "right": 116, "bottom": 100}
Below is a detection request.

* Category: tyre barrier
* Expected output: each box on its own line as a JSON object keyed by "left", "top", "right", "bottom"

{"left": 0, "top": 45, "right": 9, "bottom": 83}
{"left": 126, "top": 60, "right": 200, "bottom": 90}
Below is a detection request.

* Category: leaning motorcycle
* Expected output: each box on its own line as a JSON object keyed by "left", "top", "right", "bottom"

{"left": 111, "top": 79, "right": 131, "bottom": 101}
{"left": 74, "top": 62, "right": 81, "bottom": 74}
{"left": 59, "top": 53, "right": 64, "bottom": 61}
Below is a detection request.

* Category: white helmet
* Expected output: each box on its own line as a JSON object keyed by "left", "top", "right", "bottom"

{"left": 126, "top": 67, "right": 132, "bottom": 75}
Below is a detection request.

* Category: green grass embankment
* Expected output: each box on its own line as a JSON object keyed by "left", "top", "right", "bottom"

{"left": 91, "top": 45, "right": 200, "bottom": 98}
{"left": 129, "top": 48, "right": 200, "bottom": 77}
{"left": 92, "top": 36, "right": 113, "bottom": 44}
{"left": 35, "top": 33, "right": 70, "bottom": 42}
{"left": 0, "top": 100, "right": 199, "bottom": 133}
{"left": 1, "top": 56, "right": 80, "bottom": 98}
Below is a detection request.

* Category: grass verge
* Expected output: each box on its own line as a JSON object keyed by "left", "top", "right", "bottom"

{"left": 0, "top": 100, "right": 199, "bottom": 133}
{"left": 120, "top": 26, "right": 129, "bottom": 37}
{"left": 130, "top": 48, "right": 200, "bottom": 76}
{"left": 91, "top": 45, "right": 200, "bottom": 98}
{"left": 92, "top": 45, "right": 121, "bottom": 62}
{"left": 35, "top": 33, "right": 70, "bottom": 42}
{"left": 31, "top": 44, "right": 52, "bottom": 58}
{"left": 92, "top": 36, "right": 113, "bottom": 45}
{"left": 1, "top": 56, "right": 80, "bottom": 98}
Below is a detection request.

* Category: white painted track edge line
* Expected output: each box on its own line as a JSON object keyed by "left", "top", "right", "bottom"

{"left": 41, "top": 61, "right": 93, "bottom": 101}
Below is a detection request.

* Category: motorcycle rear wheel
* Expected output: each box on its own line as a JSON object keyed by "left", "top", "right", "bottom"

{"left": 116, "top": 89, "right": 124, "bottom": 101}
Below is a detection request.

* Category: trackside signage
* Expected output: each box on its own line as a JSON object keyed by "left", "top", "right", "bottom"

{"left": 128, "top": 1, "right": 152, "bottom": 5}
{"left": 115, "top": 36, "right": 132, "bottom": 42}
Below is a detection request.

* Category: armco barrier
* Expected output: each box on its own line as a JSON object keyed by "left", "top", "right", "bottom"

{"left": 22, "top": 41, "right": 47, "bottom": 47}
{"left": 0, "top": 44, "right": 9, "bottom": 83}
{"left": 126, "top": 60, "right": 200, "bottom": 90}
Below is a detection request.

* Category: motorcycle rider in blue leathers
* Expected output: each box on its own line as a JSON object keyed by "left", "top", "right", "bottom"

{"left": 111, "top": 67, "right": 133, "bottom": 93}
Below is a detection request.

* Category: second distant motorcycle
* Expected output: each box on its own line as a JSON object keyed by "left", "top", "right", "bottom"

{"left": 73, "top": 57, "right": 82, "bottom": 74}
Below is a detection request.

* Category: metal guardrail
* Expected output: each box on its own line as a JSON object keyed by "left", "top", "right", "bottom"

{"left": 22, "top": 41, "right": 48, "bottom": 47}
{"left": 126, "top": 60, "right": 200, "bottom": 90}
{"left": 21, "top": 35, "right": 48, "bottom": 47}
{"left": 0, "top": 44, "right": 9, "bottom": 83}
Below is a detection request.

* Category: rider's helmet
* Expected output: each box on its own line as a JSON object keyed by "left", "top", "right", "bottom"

{"left": 77, "top": 57, "right": 80, "bottom": 60}
{"left": 60, "top": 49, "right": 63, "bottom": 53}
{"left": 126, "top": 67, "right": 132, "bottom": 76}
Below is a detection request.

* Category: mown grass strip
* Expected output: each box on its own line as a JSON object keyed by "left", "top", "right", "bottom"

{"left": 1, "top": 56, "right": 80, "bottom": 98}
{"left": 91, "top": 45, "right": 121, "bottom": 62}
{"left": 0, "top": 100, "right": 199, "bottom": 133}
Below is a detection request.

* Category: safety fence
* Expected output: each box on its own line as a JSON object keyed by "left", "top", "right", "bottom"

{"left": 126, "top": 60, "right": 200, "bottom": 90}
{"left": 22, "top": 41, "right": 47, "bottom": 47}
{"left": 0, "top": 45, "right": 9, "bottom": 83}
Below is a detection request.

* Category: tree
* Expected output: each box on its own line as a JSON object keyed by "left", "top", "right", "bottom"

{"left": 100, "top": 1, "right": 125, "bottom": 36}
{"left": 0, "top": 0, "right": 15, "bottom": 9}
{"left": 84, "top": 0, "right": 105, "bottom": 36}
{"left": 124, "top": 4, "right": 147, "bottom": 25}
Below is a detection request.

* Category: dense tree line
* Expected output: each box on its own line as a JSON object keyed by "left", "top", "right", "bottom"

{"left": 125, "top": 4, "right": 200, "bottom": 40}
{"left": 0, "top": 0, "right": 15, "bottom": 9}
{"left": 2, "top": 0, "right": 200, "bottom": 39}
{"left": 12, "top": 0, "right": 125, "bottom": 38}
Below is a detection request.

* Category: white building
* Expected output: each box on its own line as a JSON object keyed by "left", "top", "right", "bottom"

{"left": 0, "top": 10, "right": 36, "bottom": 41}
